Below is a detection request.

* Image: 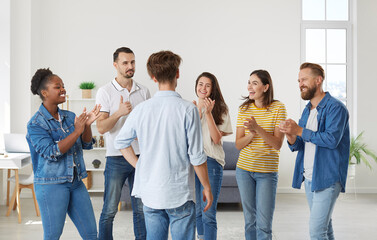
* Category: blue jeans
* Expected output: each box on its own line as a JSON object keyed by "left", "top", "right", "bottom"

{"left": 236, "top": 167, "right": 278, "bottom": 240}
{"left": 195, "top": 157, "right": 223, "bottom": 240}
{"left": 99, "top": 156, "right": 146, "bottom": 240}
{"left": 35, "top": 170, "right": 97, "bottom": 240}
{"left": 143, "top": 201, "right": 196, "bottom": 240}
{"left": 304, "top": 179, "right": 341, "bottom": 240}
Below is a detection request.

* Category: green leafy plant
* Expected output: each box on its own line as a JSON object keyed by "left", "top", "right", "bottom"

{"left": 349, "top": 131, "right": 377, "bottom": 169}
{"left": 79, "top": 82, "right": 96, "bottom": 90}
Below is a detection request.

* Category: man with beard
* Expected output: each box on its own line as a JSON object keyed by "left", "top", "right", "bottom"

{"left": 279, "top": 62, "right": 350, "bottom": 240}
{"left": 96, "top": 47, "right": 149, "bottom": 239}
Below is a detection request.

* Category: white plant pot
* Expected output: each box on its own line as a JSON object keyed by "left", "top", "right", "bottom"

{"left": 348, "top": 164, "right": 356, "bottom": 178}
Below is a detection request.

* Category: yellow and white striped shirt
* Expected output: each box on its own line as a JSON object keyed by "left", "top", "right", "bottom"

{"left": 236, "top": 101, "right": 287, "bottom": 173}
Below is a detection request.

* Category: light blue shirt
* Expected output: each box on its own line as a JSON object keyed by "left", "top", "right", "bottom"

{"left": 115, "top": 91, "right": 206, "bottom": 209}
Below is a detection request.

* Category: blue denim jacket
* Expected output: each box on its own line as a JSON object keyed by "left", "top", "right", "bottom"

{"left": 26, "top": 104, "right": 93, "bottom": 184}
{"left": 289, "top": 92, "right": 350, "bottom": 192}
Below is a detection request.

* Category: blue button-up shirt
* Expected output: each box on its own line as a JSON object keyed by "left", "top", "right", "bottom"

{"left": 289, "top": 92, "right": 350, "bottom": 192}
{"left": 115, "top": 91, "right": 206, "bottom": 209}
{"left": 27, "top": 104, "right": 94, "bottom": 184}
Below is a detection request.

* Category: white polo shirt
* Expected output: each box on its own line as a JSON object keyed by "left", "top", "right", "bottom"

{"left": 96, "top": 79, "right": 150, "bottom": 156}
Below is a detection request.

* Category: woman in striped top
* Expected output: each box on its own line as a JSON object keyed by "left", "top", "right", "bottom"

{"left": 193, "top": 72, "right": 233, "bottom": 240}
{"left": 235, "top": 70, "right": 287, "bottom": 240}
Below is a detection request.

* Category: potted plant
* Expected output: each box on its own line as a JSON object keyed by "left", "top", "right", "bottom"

{"left": 348, "top": 131, "right": 377, "bottom": 176}
{"left": 79, "top": 81, "right": 96, "bottom": 99}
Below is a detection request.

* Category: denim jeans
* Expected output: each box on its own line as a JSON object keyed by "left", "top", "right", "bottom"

{"left": 236, "top": 167, "right": 278, "bottom": 240}
{"left": 304, "top": 179, "right": 341, "bottom": 240}
{"left": 99, "top": 156, "right": 146, "bottom": 240}
{"left": 143, "top": 201, "right": 196, "bottom": 240}
{"left": 35, "top": 170, "right": 97, "bottom": 240}
{"left": 195, "top": 157, "right": 223, "bottom": 240}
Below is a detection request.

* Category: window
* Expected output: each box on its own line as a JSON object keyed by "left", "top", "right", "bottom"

{"left": 302, "top": 0, "right": 349, "bottom": 21}
{"left": 301, "top": 0, "right": 352, "bottom": 107}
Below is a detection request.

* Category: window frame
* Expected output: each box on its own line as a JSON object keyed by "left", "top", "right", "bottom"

{"left": 300, "top": 0, "right": 354, "bottom": 129}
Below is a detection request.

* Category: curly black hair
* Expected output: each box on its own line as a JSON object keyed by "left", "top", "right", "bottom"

{"left": 31, "top": 68, "right": 54, "bottom": 100}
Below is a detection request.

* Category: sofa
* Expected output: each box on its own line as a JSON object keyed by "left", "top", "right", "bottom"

{"left": 218, "top": 141, "right": 241, "bottom": 203}
{"left": 120, "top": 141, "right": 241, "bottom": 206}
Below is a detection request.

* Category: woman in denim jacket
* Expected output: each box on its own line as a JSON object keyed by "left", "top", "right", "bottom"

{"left": 26, "top": 68, "right": 101, "bottom": 240}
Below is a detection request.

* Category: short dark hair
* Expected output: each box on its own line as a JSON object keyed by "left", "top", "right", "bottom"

{"left": 146, "top": 50, "right": 182, "bottom": 84}
{"left": 113, "top": 47, "right": 134, "bottom": 62}
{"left": 300, "top": 62, "right": 325, "bottom": 80}
{"left": 30, "top": 68, "right": 56, "bottom": 100}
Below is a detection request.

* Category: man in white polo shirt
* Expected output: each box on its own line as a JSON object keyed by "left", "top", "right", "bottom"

{"left": 96, "top": 47, "right": 150, "bottom": 240}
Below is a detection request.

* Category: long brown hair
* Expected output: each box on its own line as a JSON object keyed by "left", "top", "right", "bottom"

{"left": 195, "top": 72, "right": 228, "bottom": 125}
{"left": 240, "top": 70, "right": 275, "bottom": 111}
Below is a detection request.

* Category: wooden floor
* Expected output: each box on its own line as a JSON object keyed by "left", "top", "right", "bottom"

{"left": 0, "top": 193, "right": 376, "bottom": 240}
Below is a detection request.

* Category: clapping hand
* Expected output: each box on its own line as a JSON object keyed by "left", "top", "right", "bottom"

{"left": 203, "top": 98, "right": 215, "bottom": 115}
{"left": 244, "top": 116, "right": 260, "bottom": 132}
{"left": 74, "top": 112, "right": 88, "bottom": 134}
{"left": 279, "top": 119, "right": 302, "bottom": 144}
{"left": 279, "top": 119, "right": 301, "bottom": 136}
{"left": 85, "top": 104, "right": 102, "bottom": 126}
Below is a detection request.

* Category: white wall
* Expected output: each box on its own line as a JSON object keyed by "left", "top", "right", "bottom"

{"left": 6, "top": 0, "right": 377, "bottom": 199}
{"left": 0, "top": 0, "right": 11, "bottom": 206}
{"left": 28, "top": 0, "right": 301, "bottom": 192}
{"left": 0, "top": 0, "right": 11, "bottom": 144}
{"left": 1, "top": 0, "right": 34, "bottom": 204}
{"left": 353, "top": 0, "right": 377, "bottom": 192}
{"left": 0, "top": 0, "right": 33, "bottom": 205}
{"left": 10, "top": 0, "right": 31, "bottom": 134}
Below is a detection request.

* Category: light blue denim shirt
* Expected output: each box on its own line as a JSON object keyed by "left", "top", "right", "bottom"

{"left": 289, "top": 92, "right": 350, "bottom": 192}
{"left": 27, "top": 104, "right": 94, "bottom": 184}
{"left": 115, "top": 91, "right": 206, "bottom": 209}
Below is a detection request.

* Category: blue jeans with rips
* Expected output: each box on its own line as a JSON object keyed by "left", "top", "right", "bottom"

{"left": 143, "top": 201, "right": 196, "bottom": 240}
{"left": 99, "top": 156, "right": 146, "bottom": 240}
{"left": 236, "top": 167, "right": 278, "bottom": 240}
{"left": 195, "top": 157, "right": 223, "bottom": 240}
{"left": 305, "top": 179, "right": 341, "bottom": 240}
{"left": 35, "top": 169, "right": 98, "bottom": 240}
